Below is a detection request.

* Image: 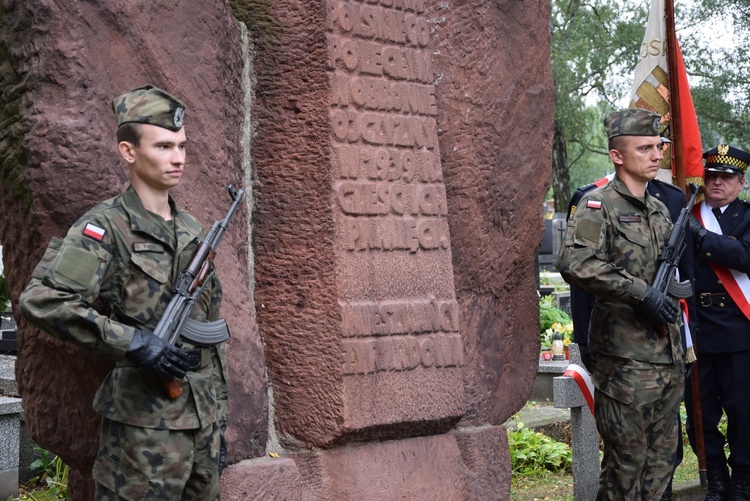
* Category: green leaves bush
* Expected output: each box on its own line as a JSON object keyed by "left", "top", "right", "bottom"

{"left": 508, "top": 423, "right": 573, "bottom": 476}
{"left": 539, "top": 295, "right": 572, "bottom": 341}
{"left": 14, "top": 447, "right": 69, "bottom": 500}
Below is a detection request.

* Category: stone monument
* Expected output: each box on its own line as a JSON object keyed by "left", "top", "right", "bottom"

{"left": 0, "top": 0, "right": 552, "bottom": 498}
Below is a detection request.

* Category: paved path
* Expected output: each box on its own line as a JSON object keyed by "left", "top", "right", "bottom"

{"left": 674, "top": 479, "right": 704, "bottom": 499}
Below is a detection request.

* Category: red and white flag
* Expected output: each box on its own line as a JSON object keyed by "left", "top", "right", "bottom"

{"left": 629, "top": 0, "right": 703, "bottom": 187}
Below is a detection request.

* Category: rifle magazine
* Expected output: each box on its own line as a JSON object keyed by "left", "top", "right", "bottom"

{"left": 181, "top": 317, "right": 230, "bottom": 346}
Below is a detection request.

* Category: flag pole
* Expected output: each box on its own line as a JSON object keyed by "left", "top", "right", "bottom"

{"left": 665, "top": 1, "right": 707, "bottom": 488}
{"left": 665, "top": 0, "right": 686, "bottom": 193}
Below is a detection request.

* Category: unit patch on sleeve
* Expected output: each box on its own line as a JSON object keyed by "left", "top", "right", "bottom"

{"left": 586, "top": 200, "right": 602, "bottom": 210}
{"left": 83, "top": 223, "right": 106, "bottom": 242}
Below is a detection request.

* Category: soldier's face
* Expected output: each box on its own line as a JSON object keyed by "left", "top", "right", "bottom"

{"left": 120, "top": 124, "right": 187, "bottom": 191}
{"left": 704, "top": 171, "right": 744, "bottom": 208}
{"left": 609, "top": 136, "right": 664, "bottom": 184}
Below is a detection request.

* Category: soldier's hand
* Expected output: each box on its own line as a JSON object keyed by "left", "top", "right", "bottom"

{"left": 688, "top": 215, "right": 707, "bottom": 248}
{"left": 636, "top": 285, "right": 679, "bottom": 325}
{"left": 125, "top": 330, "right": 191, "bottom": 380}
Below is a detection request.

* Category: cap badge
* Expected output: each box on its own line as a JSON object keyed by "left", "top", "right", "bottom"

{"left": 652, "top": 117, "right": 660, "bottom": 133}
{"left": 718, "top": 144, "right": 729, "bottom": 155}
{"left": 173, "top": 107, "right": 184, "bottom": 128}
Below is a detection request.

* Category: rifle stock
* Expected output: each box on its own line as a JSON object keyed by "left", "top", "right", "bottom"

{"left": 154, "top": 185, "right": 245, "bottom": 399}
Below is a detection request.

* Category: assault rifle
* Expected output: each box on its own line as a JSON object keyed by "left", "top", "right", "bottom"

{"left": 653, "top": 183, "right": 701, "bottom": 299}
{"left": 154, "top": 185, "right": 245, "bottom": 399}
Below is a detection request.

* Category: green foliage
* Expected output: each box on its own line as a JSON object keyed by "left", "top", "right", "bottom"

{"left": 679, "top": 0, "right": 750, "bottom": 151}
{"left": 539, "top": 295, "right": 572, "bottom": 335}
{"left": 550, "top": 0, "right": 750, "bottom": 210}
{"left": 16, "top": 448, "right": 69, "bottom": 500}
{"left": 550, "top": 0, "right": 648, "bottom": 209}
{"left": 508, "top": 423, "right": 573, "bottom": 476}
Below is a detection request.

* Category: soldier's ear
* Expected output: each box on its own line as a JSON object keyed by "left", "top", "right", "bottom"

{"left": 609, "top": 148, "right": 624, "bottom": 167}
{"left": 118, "top": 141, "right": 137, "bottom": 164}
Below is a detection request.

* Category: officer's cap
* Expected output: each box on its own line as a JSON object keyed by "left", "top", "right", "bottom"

{"left": 703, "top": 144, "right": 750, "bottom": 176}
{"left": 112, "top": 85, "right": 185, "bottom": 132}
{"left": 603, "top": 108, "right": 664, "bottom": 141}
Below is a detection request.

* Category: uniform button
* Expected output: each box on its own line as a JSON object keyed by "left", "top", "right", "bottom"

{"left": 706, "top": 252, "right": 712, "bottom": 258}
{"left": 718, "top": 280, "right": 723, "bottom": 285}
{"left": 720, "top": 302, "right": 726, "bottom": 307}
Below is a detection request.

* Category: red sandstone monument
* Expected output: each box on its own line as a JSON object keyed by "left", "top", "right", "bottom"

{"left": 0, "top": 0, "right": 552, "bottom": 498}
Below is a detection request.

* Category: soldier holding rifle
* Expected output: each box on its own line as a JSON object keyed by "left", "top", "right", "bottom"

{"left": 19, "top": 85, "right": 231, "bottom": 499}
{"left": 558, "top": 108, "right": 684, "bottom": 500}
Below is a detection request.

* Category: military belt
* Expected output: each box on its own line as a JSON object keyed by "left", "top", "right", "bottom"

{"left": 698, "top": 292, "right": 734, "bottom": 308}
{"left": 183, "top": 348, "right": 211, "bottom": 371}
{"left": 117, "top": 347, "right": 212, "bottom": 371}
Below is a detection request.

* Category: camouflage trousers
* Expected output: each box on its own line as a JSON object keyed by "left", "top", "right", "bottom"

{"left": 92, "top": 418, "right": 221, "bottom": 500}
{"left": 592, "top": 356, "right": 684, "bottom": 500}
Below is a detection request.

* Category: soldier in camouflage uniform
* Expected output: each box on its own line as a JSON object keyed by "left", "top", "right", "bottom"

{"left": 19, "top": 85, "right": 228, "bottom": 500}
{"left": 558, "top": 108, "right": 684, "bottom": 500}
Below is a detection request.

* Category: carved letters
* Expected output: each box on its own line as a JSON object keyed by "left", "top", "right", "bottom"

{"left": 330, "top": 1, "right": 462, "bottom": 376}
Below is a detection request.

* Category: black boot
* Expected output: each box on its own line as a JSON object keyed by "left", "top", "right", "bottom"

{"left": 660, "top": 478, "right": 673, "bottom": 501}
{"left": 706, "top": 466, "right": 731, "bottom": 501}
{"left": 730, "top": 470, "right": 750, "bottom": 501}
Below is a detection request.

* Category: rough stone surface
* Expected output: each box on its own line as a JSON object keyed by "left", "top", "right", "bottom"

{"left": 221, "top": 456, "right": 310, "bottom": 501}
{"left": 251, "top": 0, "right": 466, "bottom": 448}
{"left": 428, "top": 0, "right": 553, "bottom": 426}
{"left": 0, "top": 0, "right": 266, "bottom": 497}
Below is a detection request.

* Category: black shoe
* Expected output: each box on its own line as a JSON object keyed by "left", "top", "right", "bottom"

{"left": 706, "top": 466, "right": 731, "bottom": 501}
{"left": 730, "top": 470, "right": 750, "bottom": 501}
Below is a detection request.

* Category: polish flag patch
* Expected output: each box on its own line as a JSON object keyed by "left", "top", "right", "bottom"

{"left": 586, "top": 200, "right": 602, "bottom": 210}
{"left": 83, "top": 223, "right": 106, "bottom": 242}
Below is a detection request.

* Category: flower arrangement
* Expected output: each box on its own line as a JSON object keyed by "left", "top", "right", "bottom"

{"left": 542, "top": 321, "right": 573, "bottom": 348}
{"left": 539, "top": 295, "right": 573, "bottom": 348}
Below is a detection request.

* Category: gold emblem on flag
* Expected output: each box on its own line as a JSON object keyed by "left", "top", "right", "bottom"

{"left": 719, "top": 144, "right": 729, "bottom": 155}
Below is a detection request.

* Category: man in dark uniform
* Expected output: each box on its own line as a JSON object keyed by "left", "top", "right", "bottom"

{"left": 566, "top": 170, "right": 696, "bottom": 501}
{"left": 687, "top": 144, "right": 750, "bottom": 500}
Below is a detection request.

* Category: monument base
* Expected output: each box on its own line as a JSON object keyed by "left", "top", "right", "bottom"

{"left": 221, "top": 426, "right": 510, "bottom": 500}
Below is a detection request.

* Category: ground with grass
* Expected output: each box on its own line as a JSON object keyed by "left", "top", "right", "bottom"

{"left": 509, "top": 402, "right": 701, "bottom": 500}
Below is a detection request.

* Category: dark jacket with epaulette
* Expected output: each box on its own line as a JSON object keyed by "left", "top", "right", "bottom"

{"left": 693, "top": 197, "right": 750, "bottom": 353}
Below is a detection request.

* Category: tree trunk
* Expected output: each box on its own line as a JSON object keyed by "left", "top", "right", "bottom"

{"left": 551, "top": 119, "right": 571, "bottom": 213}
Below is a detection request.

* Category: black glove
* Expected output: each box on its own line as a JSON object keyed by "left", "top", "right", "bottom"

{"left": 688, "top": 214, "right": 707, "bottom": 249}
{"left": 636, "top": 285, "right": 679, "bottom": 325}
{"left": 125, "top": 329, "right": 191, "bottom": 380}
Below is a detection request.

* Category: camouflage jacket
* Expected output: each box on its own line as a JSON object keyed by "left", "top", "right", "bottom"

{"left": 557, "top": 176, "right": 682, "bottom": 364}
{"left": 19, "top": 186, "right": 228, "bottom": 430}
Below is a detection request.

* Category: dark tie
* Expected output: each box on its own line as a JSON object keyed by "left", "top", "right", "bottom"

{"left": 712, "top": 207, "right": 722, "bottom": 220}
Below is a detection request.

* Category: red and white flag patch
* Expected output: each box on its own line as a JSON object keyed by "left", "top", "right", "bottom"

{"left": 83, "top": 223, "right": 106, "bottom": 242}
{"left": 586, "top": 200, "right": 602, "bottom": 210}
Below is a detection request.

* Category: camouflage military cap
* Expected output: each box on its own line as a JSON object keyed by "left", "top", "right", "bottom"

{"left": 112, "top": 85, "right": 185, "bottom": 132}
{"left": 703, "top": 144, "right": 750, "bottom": 176}
{"left": 603, "top": 109, "right": 662, "bottom": 140}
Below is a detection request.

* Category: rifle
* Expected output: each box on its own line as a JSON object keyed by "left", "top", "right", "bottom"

{"left": 653, "top": 183, "right": 701, "bottom": 299}
{"left": 652, "top": 182, "right": 707, "bottom": 486}
{"left": 154, "top": 184, "right": 245, "bottom": 399}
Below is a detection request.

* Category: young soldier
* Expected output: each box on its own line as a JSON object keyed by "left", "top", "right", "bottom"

{"left": 558, "top": 108, "right": 683, "bottom": 500}
{"left": 19, "top": 85, "right": 228, "bottom": 499}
